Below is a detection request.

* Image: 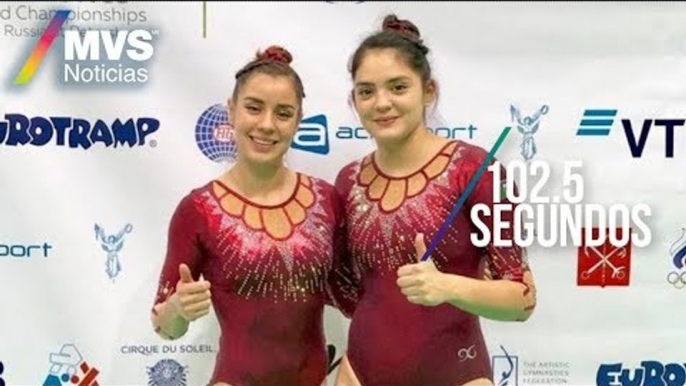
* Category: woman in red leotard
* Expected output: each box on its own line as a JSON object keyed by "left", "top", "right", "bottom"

{"left": 150, "top": 45, "right": 357, "bottom": 386}
{"left": 333, "top": 14, "right": 538, "bottom": 386}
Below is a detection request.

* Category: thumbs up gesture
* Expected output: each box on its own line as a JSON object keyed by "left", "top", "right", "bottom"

{"left": 396, "top": 234, "right": 449, "bottom": 307}
{"left": 172, "top": 264, "right": 212, "bottom": 322}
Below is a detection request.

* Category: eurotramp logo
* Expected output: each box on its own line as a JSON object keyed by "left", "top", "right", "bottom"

{"left": 0, "top": 113, "right": 160, "bottom": 149}
{"left": 597, "top": 361, "right": 686, "bottom": 386}
{"left": 11, "top": 8, "right": 158, "bottom": 88}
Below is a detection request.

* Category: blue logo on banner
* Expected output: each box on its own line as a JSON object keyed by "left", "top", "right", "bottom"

{"left": 429, "top": 125, "right": 478, "bottom": 140}
{"left": 147, "top": 359, "right": 187, "bottom": 386}
{"left": 94, "top": 223, "right": 133, "bottom": 282}
{"left": 492, "top": 346, "right": 518, "bottom": 386}
{"left": 576, "top": 109, "right": 617, "bottom": 136}
{"left": 597, "top": 362, "right": 686, "bottom": 386}
{"left": 0, "top": 242, "right": 52, "bottom": 258}
{"left": 336, "top": 124, "right": 477, "bottom": 140}
{"left": 672, "top": 230, "right": 686, "bottom": 270}
{"left": 668, "top": 228, "right": 686, "bottom": 289}
{"left": 195, "top": 104, "right": 236, "bottom": 163}
{"left": 510, "top": 104, "right": 548, "bottom": 161}
{"left": 292, "top": 114, "right": 329, "bottom": 155}
{"left": 0, "top": 114, "right": 159, "bottom": 149}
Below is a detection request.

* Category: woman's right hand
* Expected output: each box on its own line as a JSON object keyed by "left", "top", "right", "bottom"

{"left": 171, "top": 263, "right": 212, "bottom": 322}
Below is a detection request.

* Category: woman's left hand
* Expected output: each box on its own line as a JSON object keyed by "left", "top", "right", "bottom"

{"left": 396, "top": 233, "right": 453, "bottom": 307}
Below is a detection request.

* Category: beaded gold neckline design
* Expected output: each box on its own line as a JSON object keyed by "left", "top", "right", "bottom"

{"left": 211, "top": 174, "right": 315, "bottom": 240}
{"left": 357, "top": 141, "right": 458, "bottom": 213}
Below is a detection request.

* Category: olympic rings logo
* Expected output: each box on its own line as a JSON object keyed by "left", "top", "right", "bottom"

{"left": 667, "top": 271, "right": 686, "bottom": 289}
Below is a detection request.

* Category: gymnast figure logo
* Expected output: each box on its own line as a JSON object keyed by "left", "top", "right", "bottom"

{"left": 492, "top": 345, "right": 517, "bottom": 386}
{"left": 510, "top": 104, "right": 549, "bottom": 161}
{"left": 94, "top": 223, "right": 133, "bottom": 282}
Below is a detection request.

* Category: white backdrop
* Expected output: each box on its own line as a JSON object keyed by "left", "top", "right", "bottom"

{"left": 1, "top": 2, "right": 685, "bottom": 386}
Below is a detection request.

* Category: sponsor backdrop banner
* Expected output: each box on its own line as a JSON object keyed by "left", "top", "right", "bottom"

{"left": 1, "top": 2, "right": 685, "bottom": 386}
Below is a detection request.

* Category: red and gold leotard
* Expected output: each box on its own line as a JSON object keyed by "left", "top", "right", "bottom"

{"left": 152, "top": 173, "right": 356, "bottom": 386}
{"left": 335, "top": 140, "right": 534, "bottom": 386}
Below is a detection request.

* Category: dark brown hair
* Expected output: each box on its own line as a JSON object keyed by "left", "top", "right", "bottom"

{"left": 232, "top": 45, "right": 305, "bottom": 111}
{"left": 350, "top": 14, "right": 432, "bottom": 86}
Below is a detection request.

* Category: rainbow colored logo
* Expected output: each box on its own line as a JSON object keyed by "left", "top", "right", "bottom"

{"left": 13, "top": 9, "right": 71, "bottom": 85}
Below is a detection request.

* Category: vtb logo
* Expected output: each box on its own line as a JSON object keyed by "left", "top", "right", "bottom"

{"left": 576, "top": 109, "right": 685, "bottom": 158}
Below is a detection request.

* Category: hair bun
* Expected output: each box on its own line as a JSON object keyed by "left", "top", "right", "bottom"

{"left": 256, "top": 45, "right": 293, "bottom": 65}
{"left": 381, "top": 14, "right": 429, "bottom": 55}
{"left": 382, "top": 14, "right": 420, "bottom": 41}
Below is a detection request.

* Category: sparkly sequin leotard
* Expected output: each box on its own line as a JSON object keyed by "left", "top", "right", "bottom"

{"left": 152, "top": 173, "right": 356, "bottom": 386}
{"left": 335, "top": 140, "right": 534, "bottom": 386}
